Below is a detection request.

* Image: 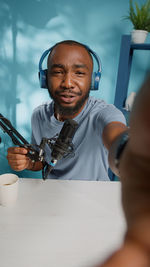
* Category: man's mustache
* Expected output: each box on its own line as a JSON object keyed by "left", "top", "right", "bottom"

{"left": 55, "top": 89, "right": 82, "bottom": 96}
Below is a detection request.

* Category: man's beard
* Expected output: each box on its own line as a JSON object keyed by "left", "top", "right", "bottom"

{"left": 48, "top": 88, "right": 90, "bottom": 117}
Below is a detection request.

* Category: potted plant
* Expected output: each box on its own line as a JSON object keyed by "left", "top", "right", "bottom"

{"left": 124, "top": 0, "right": 150, "bottom": 43}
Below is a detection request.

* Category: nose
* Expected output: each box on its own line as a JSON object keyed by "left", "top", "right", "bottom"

{"left": 61, "top": 72, "right": 75, "bottom": 89}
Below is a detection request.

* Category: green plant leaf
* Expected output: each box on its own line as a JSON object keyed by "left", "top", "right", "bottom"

{"left": 124, "top": 0, "right": 150, "bottom": 31}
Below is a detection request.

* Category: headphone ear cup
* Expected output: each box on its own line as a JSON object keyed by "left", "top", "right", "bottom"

{"left": 39, "top": 69, "right": 48, "bottom": 89}
{"left": 91, "top": 71, "right": 101, "bottom": 90}
{"left": 91, "top": 73, "right": 95, "bottom": 90}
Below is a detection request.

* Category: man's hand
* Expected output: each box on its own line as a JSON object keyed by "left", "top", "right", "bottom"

{"left": 7, "top": 147, "right": 32, "bottom": 171}
{"left": 7, "top": 146, "right": 44, "bottom": 171}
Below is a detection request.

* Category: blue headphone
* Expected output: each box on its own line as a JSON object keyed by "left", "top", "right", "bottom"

{"left": 38, "top": 43, "right": 102, "bottom": 90}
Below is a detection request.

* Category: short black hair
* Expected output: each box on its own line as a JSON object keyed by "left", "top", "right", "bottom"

{"left": 47, "top": 40, "right": 93, "bottom": 66}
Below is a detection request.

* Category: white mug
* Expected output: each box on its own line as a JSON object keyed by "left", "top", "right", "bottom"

{"left": 0, "top": 173, "right": 19, "bottom": 207}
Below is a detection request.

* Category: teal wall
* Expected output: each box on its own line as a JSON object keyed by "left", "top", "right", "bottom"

{"left": 0, "top": 0, "right": 150, "bottom": 178}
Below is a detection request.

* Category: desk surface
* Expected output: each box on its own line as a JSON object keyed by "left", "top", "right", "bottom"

{"left": 0, "top": 179, "right": 126, "bottom": 267}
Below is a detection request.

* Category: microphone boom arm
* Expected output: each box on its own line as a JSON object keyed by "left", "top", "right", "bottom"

{"left": 0, "top": 113, "right": 40, "bottom": 161}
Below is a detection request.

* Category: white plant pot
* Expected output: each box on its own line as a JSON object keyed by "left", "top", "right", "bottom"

{"left": 131, "top": 30, "right": 148, "bottom": 44}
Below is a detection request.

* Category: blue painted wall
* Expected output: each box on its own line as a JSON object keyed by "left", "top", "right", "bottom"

{"left": 0, "top": 0, "right": 150, "bottom": 178}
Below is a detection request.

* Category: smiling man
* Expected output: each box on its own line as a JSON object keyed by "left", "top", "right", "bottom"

{"left": 7, "top": 40, "right": 127, "bottom": 180}
{"left": 47, "top": 43, "right": 93, "bottom": 121}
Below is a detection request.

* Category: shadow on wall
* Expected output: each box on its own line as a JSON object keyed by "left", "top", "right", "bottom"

{"left": 0, "top": 0, "right": 57, "bottom": 122}
{"left": 0, "top": 0, "right": 57, "bottom": 178}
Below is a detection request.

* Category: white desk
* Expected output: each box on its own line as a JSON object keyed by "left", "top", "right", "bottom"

{"left": 0, "top": 179, "right": 126, "bottom": 267}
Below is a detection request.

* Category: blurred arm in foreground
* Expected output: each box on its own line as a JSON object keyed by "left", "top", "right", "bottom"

{"left": 98, "top": 75, "right": 150, "bottom": 267}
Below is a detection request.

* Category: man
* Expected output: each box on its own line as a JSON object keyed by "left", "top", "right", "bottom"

{"left": 7, "top": 40, "right": 127, "bottom": 180}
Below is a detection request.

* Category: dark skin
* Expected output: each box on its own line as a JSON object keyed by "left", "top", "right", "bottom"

{"left": 47, "top": 44, "right": 93, "bottom": 121}
{"left": 97, "top": 76, "right": 150, "bottom": 267}
{"left": 7, "top": 44, "right": 126, "bottom": 171}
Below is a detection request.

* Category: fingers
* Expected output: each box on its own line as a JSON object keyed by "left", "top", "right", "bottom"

{"left": 7, "top": 146, "right": 28, "bottom": 155}
{"left": 7, "top": 158, "right": 30, "bottom": 171}
{"left": 7, "top": 146, "right": 30, "bottom": 171}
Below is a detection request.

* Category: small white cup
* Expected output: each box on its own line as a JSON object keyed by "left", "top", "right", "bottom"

{"left": 0, "top": 173, "right": 19, "bottom": 207}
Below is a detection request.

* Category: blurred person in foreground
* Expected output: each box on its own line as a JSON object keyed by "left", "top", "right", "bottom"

{"left": 97, "top": 74, "right": 150, "bottom": 267}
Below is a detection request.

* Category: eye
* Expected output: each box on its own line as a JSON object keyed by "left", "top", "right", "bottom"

{"left": 75, "top": 71, "right": 86, "bottom": 76}
{"left": 51, "top": 70, "right": 64, "bottom": 76}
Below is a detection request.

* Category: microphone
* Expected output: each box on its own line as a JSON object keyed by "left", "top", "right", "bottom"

{"left": 43, "top": 119, "right": 78, "bottom": 179}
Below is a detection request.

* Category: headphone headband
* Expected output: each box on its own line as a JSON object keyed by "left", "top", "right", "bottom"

{"left": 83, "top": 45, "right": 102, "bottom": 73}
{"left": 38, "top": 42, "right": 102, "bottom": 90}
{"left": 39, "top": 47, "right": 54, "bottom": 72}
